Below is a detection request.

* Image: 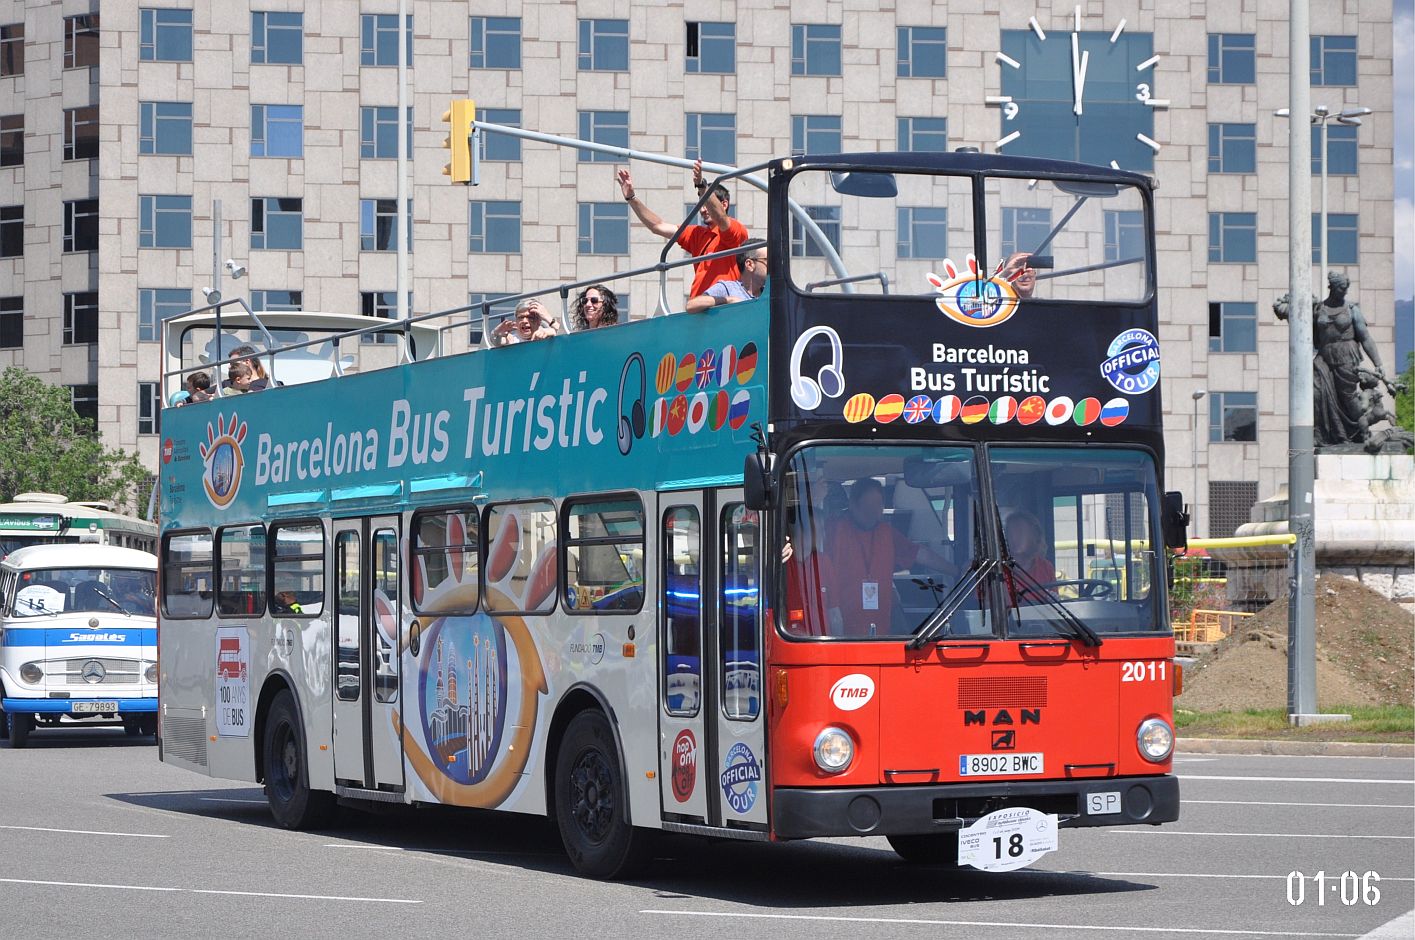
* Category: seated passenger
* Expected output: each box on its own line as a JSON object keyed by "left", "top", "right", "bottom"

{"left": 573, "top": 284, "right": 619, "bottom": 330}
{"left": 223, "top": 345, "right": 272, "bottom": 390}
{"left": 999, "top": 252, "right": 1037, "bottom": 299}
{"left": 491, "top": 299, "right": 560, "bottom": 346}
{"left": 1004, "top": 509, "right": 1057, "bottom": 604}
{"left": 272, "top": 590, "right": 304, "bottom": 614}
{"left": 225, "top": 361, "right": 255, "bottom": 394}
{"left": 170, "top": 370, "right": 213, "bottom": 407}
{"left": 685, "top": 248, "right": 767, "bottom": 313}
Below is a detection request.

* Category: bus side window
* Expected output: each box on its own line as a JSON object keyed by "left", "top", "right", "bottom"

{"left": 411, "top": 507, "right": 480, "bottom": 615}
{"left": 484, "top": 501, "right": 557, "bottom": 615}
{"left": 270, "top": 521, "right": 324, "bottom": 617}
{"left": 335, "top": 530, "right": 360, "bottom": 702}
{"left": 662, "top": 506, "right": 701, "bottom": 717}
{"left": 163, "top": 530, "right": 214, "bottom": 619}
{"left": 216, "top": 525, "right": 267, "bottom": 617}
{"left": 720, "top": 503, "right": 760, "bottom": 721}
{"left": 564, "top": 496, "right": 645, "bottom": 614}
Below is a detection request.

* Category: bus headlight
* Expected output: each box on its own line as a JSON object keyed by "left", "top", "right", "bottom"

{"left": 1137, "top": 717, "right": 1174, "bottom": 762}
{"left": 145, "top": 663, "right": 159, "bottom": 684}
{"left": 813, "top": 727, "right": 855, "bottom": 774}
{"left": 20, "top": 662, "right": 43, "bottom": 683}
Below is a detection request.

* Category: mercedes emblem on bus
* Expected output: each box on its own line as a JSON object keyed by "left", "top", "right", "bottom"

{"left": 81, "top": 660, "right": 107, "bottom": 683}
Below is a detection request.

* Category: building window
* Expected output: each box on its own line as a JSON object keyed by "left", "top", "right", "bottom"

{"left": 576, "top": 110, "right": 628, "bottom": 163}
{"left": 138, "top": 383, "right": 160, "bottom": 435}
{"left": 359, "top": 291, "right": 410, "bottom": 344}
{"left": 478, "top": 108, "right": 520, "bottom": 161}
{"left": 0, "top": 23, "right": 23, "bottom": 77}
{"left": 360, "top": 14, "right": 411, "bottom": 67}
{"left": 0, "top": 114, "right": 20, "bottom": 167}
{"left": 251, "top": 104, "right": 303, "bottom": 158}
{"left": 791, "top": 115, "right": 842, "bottom": 156}
{"left": 685, "top": 21, "right": 734, "bottom": 74}
{"left": 63, "top": 292, "right": 99, "bottom": 345}
{"left": 469, "top": 16, "right": 519, "bottom": 69}
{"left": 468, "top": 201, "right": 521, "bottom": 254}
{"left": 64, "top": 106, "right": 99, "bottom": 161}
{"left": 1311, "top": 35, "right": 1357, "bottom": 86}
{"left": 139, "top": 101, "right": 194, "bottom": 155}
{"left": 1001, "top": 207, "right": 1052, "bottom": 256}
{"left": 64, "top": 14, "right": 100, "bottom": 70}
{"left": 1208, "top": 481, "right": 1259, "bottom": 539}
{"left": 897, "top": 26, "right": 946, "bottom": 78}
{"left": 251, "top": 11, "right": 303, "bottom": 65}
{"left": 1207, "top": 123, "right": 1256, "bottom": 174}
{"left": 685, "top": 113, "right": 735, "bottom": 166}
{"left": 1313, "top": 124, "right": 1358, "bottom": 176}
{"left": 64, "top": 199, "right": 99, "bottom": 253}
{"left": 139, "top": 195, "right": 193, "bottom": 249}
{"left": 1208, "top": 301, "right": 1257, "bottom": 354}
{"left": 468, "top": 292, "right": 515, "bottom": 345}
{"left": 0, "top": 295, "right": 21, "bottom": 347}
{"left": 1210, "top": 391, "right": 1258, "bottom": 442}
{"left": 251, "top": 197, "right": 303, "bottom": 250}
{"left": 0, "top": 205, "right": 20, "bottom": 257}
{"left": 69, "top": 385, "right": 99, "bottom": 426}
{"left": 1313, "top": 213, "right": 1358, "bottom": 264}
{"left": 897, "top": 116, "right": 948, "bottom": 153}
{"left": 250, "top": 290, "right": 301, "bottom": 312}
{"left": 139, "top": 288, "right": 190, "bottom": 342}
{"left": 140, "top": 8, "right": 192, "bottom": 62}
{"left": 897, "top": 207, "right": 947, "bottom": 260}
{"left": 578, "top": 19, "right": 628, "bottom": 71}
{"left": 791, "top": 205, "right": 842, "bottom": 258}
{"left": 1208, "top": 212, "right": 1256, "bottom": 263}
{"left": 577, "top": 202, "right": 629, "bottom": 255}
{"left": 1105, "top": 210, "right": 1145, "bottom": 264}
{"left": 359, "top": 106, "right": 412, "bottom": 159}
{"left": 791, "top": 24, "right": 842, "bottom": 76}
{"left": 1207, "top": 33, "right": 1255, "bottom": 84}
{"left": 359, "top": 198, "right": 412, "bottom": 252}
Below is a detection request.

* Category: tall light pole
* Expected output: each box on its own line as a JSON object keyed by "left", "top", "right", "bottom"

{"left": 1191, "top": 388, "right": 1206, "bottom": 510}
{"left": 1275, "top": 105, "right": 1371, "bottom": 291}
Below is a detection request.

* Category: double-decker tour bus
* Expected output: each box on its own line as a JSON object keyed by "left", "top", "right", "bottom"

{"left": 0, "top": 493, "right": 158, "bottom": 558}
{"left": 156, "top": 147, "right": 1186, "bottom": 877}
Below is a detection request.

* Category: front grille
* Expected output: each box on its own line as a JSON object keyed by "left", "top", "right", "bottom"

{"left": 957, "top": 676, "right": 1048, "bottom": 709}
{"left": 60, "top": 657, "right": 140, "bottom": 685}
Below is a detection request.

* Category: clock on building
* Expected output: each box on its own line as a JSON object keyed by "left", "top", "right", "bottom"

{"left": 991, "top": 9, "right": 1166, "bottom": 171}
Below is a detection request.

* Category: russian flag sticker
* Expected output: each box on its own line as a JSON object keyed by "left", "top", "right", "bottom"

{"left": 1100, "top": 397, "right": 1130, "bottom": 427}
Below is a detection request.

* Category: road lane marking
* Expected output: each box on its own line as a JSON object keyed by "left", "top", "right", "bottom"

{"left": 0, "top": 877, "right": 420, "bottom": 904}
{"left": 198, "top": 797, "right": 266, "bottom": 804}
{"left": 322, "top": 843, "right": 559, "bottom": 857}
{"left": 1181, "top": 775, "right": 1413, "bottom": 784}
{"left": 1184, "top": 800, "right": 1415, "bottom": 809}
{"left": 1083, "top": 871, "right": 1414, "bottom": 883}
{"left": 0, "top": 825, "right": 167, "bottom": 839}
{"left": 1111, "top": 830, "right": 1413, "bottom": 840}
{"left": 639, "top": 909, "right": 1360, "bottom": 936}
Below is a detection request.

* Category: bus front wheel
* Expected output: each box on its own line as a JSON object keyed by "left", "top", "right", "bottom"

{"left": 3, "top": 711, "right": 32, "bottom": 749}
{"left": 553, "top": 709, "right": 650, "bottom": 879}
{"left": 262, "top": 690, "right": 336, "bottom": 830}
{"left": 887, "top": 832, "right": 962, "bottom": 866}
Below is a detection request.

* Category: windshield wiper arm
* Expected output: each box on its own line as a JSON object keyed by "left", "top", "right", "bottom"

{"left": 907, "top": 558, "right": 997, "bottom": 650}
{"left": 92, "top": 585, "right": 132, "bottom": 617}
{"left": 1003, "top": 558, "right": 1102, "bottom": 647}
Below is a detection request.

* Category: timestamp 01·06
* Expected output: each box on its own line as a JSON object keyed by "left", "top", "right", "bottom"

{"left": 1287, "top": 871, "right": 1381, "bottom": 906}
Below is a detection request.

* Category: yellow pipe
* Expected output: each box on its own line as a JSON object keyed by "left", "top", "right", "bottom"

{"left": 1179, "top": 534, "right": 1297, "bottom": 551}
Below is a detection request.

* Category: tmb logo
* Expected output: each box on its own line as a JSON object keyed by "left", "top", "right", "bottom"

{"left": 963, "top": 709, "right": 1041, "bottom": 726}
{"left": 829, "top": 673, "right": 875, "bottom": 711}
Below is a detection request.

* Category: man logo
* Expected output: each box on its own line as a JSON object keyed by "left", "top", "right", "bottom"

{"left": 991, "top": 729, "right": 1016, "bottom": 751}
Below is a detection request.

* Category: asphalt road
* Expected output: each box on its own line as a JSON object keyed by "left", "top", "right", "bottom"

{"left": 1, "top": 725, "right": 1411, "bottom": 939}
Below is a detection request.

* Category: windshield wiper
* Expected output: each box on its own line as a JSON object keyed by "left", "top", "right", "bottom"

{"left": 1003, "top": 557, "right": 1102, "bottom": 648}
{"left": 907, "top": 557, "right": 997, "bottom": 650}
{"left": 92, "top": 585, "right": 132, "bottom": 617}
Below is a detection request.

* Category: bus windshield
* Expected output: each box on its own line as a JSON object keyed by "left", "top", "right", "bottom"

{"left": 786, "top": 168, "right": 1150, "bottom": 303}
{"left": 11, "top": 568, "right": 157, "bottom": 618}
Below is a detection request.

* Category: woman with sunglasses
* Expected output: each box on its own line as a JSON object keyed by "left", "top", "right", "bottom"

{"left": 572, "top": 284, "right": 619, "bottom": 331}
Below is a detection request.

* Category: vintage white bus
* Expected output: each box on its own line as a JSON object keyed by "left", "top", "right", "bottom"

{"left": 0, "top": 493, "right": 157, "bottom": 558}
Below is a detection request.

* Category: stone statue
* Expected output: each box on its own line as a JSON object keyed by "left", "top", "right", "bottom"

{"left": 1274, "top": 271, "right": 1412, "bottom": 454}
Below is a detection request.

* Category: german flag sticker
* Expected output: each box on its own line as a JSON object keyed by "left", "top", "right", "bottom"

{"left": 736, "top": 342, "right": 759, "bottom": 385}
{"left": 843, "top": 393, "right": 876, "bottom": 423}
{"left": 961, "top": 396, "right": 990, "bottom": 424}
{"left": 874, "top": 394, "right": 905, "bottom": 424}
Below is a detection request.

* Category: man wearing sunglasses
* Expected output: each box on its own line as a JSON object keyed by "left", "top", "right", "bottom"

{"left": 685, "top": 247, "right": 767, "bottom": 313}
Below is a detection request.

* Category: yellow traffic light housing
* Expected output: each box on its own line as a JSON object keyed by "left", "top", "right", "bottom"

{"left": 441, "top": 99, "right": 475, "bottom": 184}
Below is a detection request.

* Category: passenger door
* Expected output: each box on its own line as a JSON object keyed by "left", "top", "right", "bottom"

{"left": 330, "top": 516, "right": 405, "bottom": 792}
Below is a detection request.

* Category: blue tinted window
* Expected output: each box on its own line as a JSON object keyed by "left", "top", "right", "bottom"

{"left": 791, "top": 24, "right": 841, "bottom": 76}
{"left": 1001, "top": 207, "right": 1051, "bottom": 256}
{"left": 250, "top": 290, "right": 302, "bottom": 312}
{"left": 577, "top": 202, "right": 629, "bottom": 255}
{"left": 897, "top": 116, "right": 947, "bottom": 152}
{"left": 686, "top": 22, "right": 734, "bottom": 74}
{"left": 1312, "top": 123, "right": 1358, "bottom": 176}
{"left": 469, "top": 201, "right": 521, "bottom": 253}
{"left": 1313, "top": 213, "right": 1358, "bottom": 264}
{"left": 577, "top": 110, "right": 628, "bottom": 162}
{"left": 139, "top": 101, "right": 193, "bottom": 155}
{"left": 790, "top": 114, "right": 841, "bottom": 156}
{"left": 1209, "top": 212, "right": 1257, "bottom": 263}
{"left": 140, "top": 9, "right": 192, "bottom": 62}
{"left": 897, "top": 207, "right": 947, "bottom": 260}
{"left": 578, "top": 19, "right": 628, "bottom": 71}
{"left": 361, "top": 14, "right": 412, "bottom": 67}
{"left": 139, "top": 287, "right": 190, "bottom": 341}
{"left": 791, "top": 205, "right": 841, "bottom": 258}
{"left": 250, "top": 197, "right": 303, "bottom": 250}
{"left": 1311, "top": 35, "right": 1357, "bottom": 86}
{"left": 251, "top": 104, "right": 303, "bottom": 157}
{"left": 897, "top": 26, "right": 946, "bottom": 78}
{"left": 359, "top": 199, "right": 412, "bottom": 252}
{"left": 470, "top": 16, "right": 520, "bottom": 69}
{"left": 479, "top": 108, "right": 521, "bottom": 161}
{"left": 252, "top": 12, "right": 302, "bottom": 65}
{"left": 1210, "top": 391, "right": 1257, "bottom": 442}
{"left": 360, "top": 106, "right": 413, "bottom": 159}
{"left": 1207, "top": 123, "right": 1255, "bottom": 173}
{"left": 1207, "top": 33, "right": 1255, "bottom": 84}
{"left": 686, "top": 113, "right": 735, "bottom": 166}
{"left": 1208, "top": 302, "right": 1257, "bottom": 353}
{"left": 468, "top": 292, "right": 516, "bottom": 345}
{"left": 139, "top": 195, "right": 193, "bottom": 249}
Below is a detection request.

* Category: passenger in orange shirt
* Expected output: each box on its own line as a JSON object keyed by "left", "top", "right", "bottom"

{"left": 617, "top": 159, "right": 749, "bottom": 299}
{"left": 1003, "top": 509, "right": 1057, "bottom": 604}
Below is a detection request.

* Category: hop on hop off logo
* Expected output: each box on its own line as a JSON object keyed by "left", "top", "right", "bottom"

{"left": 927, "top": 255, "right": 1024, "bottom": 329}
{"left": 200, "top": 413, "right": 247, "bottom": 509}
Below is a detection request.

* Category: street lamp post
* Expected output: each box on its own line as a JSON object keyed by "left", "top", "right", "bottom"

{"left": 1275, "top": 105, "right": 1371, "bottom": 291}
{"left": 1191, "top": 388, "right": 1206, "bottom": 515}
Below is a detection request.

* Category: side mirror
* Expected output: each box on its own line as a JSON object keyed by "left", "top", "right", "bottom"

{"left": 829, "top": 170, "right": 898, "bottom": 198}
{"left": 743, "top": 454, "right": 775, "bottom": 511}
{"left": 1161, "top": 491, "right": 1189, "bottom": 552}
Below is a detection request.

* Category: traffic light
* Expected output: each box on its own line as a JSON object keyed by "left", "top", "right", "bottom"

{"left": 441, "top": 99, "right": 475, "bottom": 184}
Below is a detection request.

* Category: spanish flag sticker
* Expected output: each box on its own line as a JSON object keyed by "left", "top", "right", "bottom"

{"left": 874, "top": 394, "right": 905, "bottom": 424}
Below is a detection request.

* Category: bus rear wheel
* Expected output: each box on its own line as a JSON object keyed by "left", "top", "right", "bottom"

{"left": 4, "top": 711, "right": 33, "bottom": 749}
{"left": 262, "top": 690, "right": 336, "bottom": 830}
{"left": 553, "top": 709, "right": 650, "bottom": 879}
{"left": 887, "top": 832, "right": 961, "bottom": 866}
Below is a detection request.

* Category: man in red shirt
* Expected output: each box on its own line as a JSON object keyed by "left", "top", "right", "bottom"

{"left": 617, "top": 159, "right": 749, "bottom": 299}
{"left": 825, "top": 478, "right": 955, "bottom": 637}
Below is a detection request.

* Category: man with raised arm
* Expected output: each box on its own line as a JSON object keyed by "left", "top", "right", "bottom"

{"left": 616, "top": 158, "right": 749, "bottom": 299}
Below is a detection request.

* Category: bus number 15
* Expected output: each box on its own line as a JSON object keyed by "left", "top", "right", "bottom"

{"left": 1121, "top": 661, "right": 1166, "bottom": 682}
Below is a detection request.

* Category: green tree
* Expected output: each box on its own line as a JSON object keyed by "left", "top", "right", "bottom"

{"left": 0, "top": 367, "right": 151, "bottom": 511}
{"left": 1397, "top": 352, "right": 1414, "bottom": 439}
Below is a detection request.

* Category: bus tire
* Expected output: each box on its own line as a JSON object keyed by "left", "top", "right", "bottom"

{"left": 122, "top": 717, "right": 143, "bottom": 737}
{"left": 887, "top": 832, "right": 961, "bottom": 866}
{"left": 553, "top": 709, "right": 650, "bottom": 879}
{"left": 4, "top": 711, "right": 32, "bottom": 749}
{"left": 261, "top": 690, "right": 336, "bottom": 830}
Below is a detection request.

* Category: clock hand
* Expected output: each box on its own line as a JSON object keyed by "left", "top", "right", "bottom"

{"left": 1071, "top": 32, "right": 1090, "bottom": 116}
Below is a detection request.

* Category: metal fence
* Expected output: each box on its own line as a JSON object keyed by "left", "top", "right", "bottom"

{"left": 1170, "top": 535, "right": 1295, "bottom": 644}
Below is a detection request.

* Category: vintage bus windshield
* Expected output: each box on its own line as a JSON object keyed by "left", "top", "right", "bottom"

{"left": 786, "top": 169, "right": 1151, "bottom": 303}
{"left": 11, "top": 567, "right": 157, "bottom": 618}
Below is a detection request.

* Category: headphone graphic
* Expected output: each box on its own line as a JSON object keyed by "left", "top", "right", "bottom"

{"left": 617, "top": 352, "right": 646, "bottom": 455}
{"left": 789, "top": 325, "right": 846, "bottom": 411}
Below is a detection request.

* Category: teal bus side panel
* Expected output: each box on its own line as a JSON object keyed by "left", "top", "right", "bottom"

{"left": 160, "top": 302, "right": 767, "bottom": 528}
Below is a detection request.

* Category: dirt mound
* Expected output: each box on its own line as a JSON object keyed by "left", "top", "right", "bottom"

{"left": 1178, "top": 575, "right": 1414, "bottom": 713}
